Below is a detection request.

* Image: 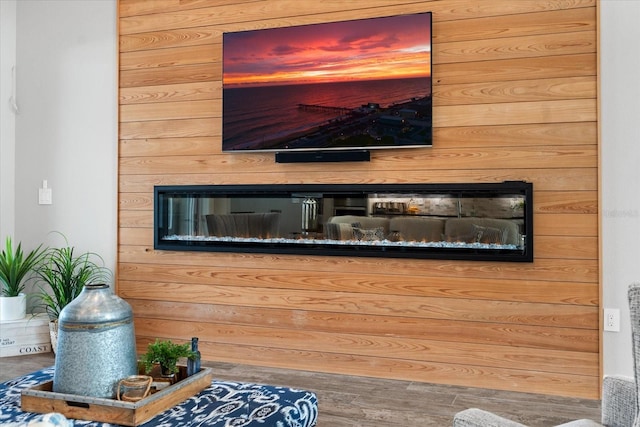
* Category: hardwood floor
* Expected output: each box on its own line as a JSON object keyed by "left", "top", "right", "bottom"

{"left": 1, "top": 353, "right": 601, "bottom": 427}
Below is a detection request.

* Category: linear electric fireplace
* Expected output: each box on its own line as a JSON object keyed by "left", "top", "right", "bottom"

{"left": 154, "top": 182, "right": 533, "bottom": 262}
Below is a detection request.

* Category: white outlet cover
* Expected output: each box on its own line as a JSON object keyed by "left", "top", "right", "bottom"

{"left": 604, "top": 308, "right": 621, "bottom": 332}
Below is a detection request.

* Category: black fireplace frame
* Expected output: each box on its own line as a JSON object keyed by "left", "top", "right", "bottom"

{"left": 154, "top": 182, "right": 533, "bottom": 262}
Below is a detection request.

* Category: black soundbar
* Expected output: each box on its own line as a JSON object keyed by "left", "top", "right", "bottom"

{"left": 275, "top": 150, "right": 370, "bottom": 163}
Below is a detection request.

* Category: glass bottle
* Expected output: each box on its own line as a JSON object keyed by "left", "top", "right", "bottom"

{"left": 187, "top": 337, "right": 201, "bottom": 376}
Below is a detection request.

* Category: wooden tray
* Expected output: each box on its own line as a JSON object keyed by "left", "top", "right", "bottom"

{"left": 21, "top": 366, "right": 212, "bottom": 426}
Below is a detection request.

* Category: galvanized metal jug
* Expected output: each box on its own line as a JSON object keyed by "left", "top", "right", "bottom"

{"left": 53, "top": 283, "right": 137, "bottom": 398}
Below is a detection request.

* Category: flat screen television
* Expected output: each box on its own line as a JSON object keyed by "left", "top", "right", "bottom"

{"left": 222, "top": 12, "right": 432, "bottom": 153}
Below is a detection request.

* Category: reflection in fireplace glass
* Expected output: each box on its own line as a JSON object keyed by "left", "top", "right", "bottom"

{"left": 155, "top": 183, "right": 533, "bottom": 262}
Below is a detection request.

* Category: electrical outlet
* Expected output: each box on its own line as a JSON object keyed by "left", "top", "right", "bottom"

{"left": 604, "top": 308, "right": 620, "bottom": 332}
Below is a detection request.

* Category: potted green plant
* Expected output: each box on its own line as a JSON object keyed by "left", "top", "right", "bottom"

{"left": 0, "top": 237, "right": 46, "bottom": 321}
{"left": 34, "top": 233, "right": 111, "bottom": 351}
{"left": 140, "top": 339, "right": 197, "bottom": 377}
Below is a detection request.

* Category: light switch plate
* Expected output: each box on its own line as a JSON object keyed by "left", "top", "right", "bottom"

{"left": 39, "top": 187, "right": 52, "bottom": 205}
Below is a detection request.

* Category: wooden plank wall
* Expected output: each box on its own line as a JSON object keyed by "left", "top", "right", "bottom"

{"left": 117, "top": 0, "right": 599, "bottom": 399}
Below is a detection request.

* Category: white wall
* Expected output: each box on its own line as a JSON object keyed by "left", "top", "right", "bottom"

{"left": 1, "top": 0, "right": 638, "bottom": 379}
{"left": 600, "top": 0, "right": 640, "bottom": 377}
{"left": 0, "top": 0, "right": 17, "bottom": 239}
{"left": 9, "top": 0, "right": 117, "bottom": 298}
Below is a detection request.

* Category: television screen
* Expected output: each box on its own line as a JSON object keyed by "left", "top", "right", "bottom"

{"left": 222, "top": 12, "right": 432, "bottom": 153}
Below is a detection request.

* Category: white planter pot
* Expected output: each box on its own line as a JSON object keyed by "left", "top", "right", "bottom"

{"left": 0, "top": 293, "right": 27, "bottom": 321}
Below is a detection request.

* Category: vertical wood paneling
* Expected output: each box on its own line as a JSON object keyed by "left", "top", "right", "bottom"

{"left": 117, "top": 0, "right": 599, "bottom": 399}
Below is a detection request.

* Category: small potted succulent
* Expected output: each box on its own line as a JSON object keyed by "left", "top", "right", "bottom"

{"left": 0, "top": 237, "right": 46, "bottom": 321}
{"left": 140, "top": 339, "right": 197, "bottom": 377}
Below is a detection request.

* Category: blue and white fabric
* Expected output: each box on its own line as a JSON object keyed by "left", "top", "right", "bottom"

{"left": 0, "top": 367, "right": 318, "bottom": 427}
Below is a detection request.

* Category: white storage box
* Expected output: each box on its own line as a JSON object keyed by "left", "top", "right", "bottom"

{"left": 0, "top": 313, "right": 51, "bottom": 357}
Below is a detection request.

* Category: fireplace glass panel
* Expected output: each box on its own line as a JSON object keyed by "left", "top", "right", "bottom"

{"left": 155, "top": 182, "right": 532, "bottom": 261}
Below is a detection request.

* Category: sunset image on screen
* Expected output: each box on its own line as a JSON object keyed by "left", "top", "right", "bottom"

{"left": 223, "top": 13, "right": 431, "bottom": 87}
{"left": 222, "top": 12, "right": 432, "bottom": 152}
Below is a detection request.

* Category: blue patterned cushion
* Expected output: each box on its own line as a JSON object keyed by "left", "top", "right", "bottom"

{"left": 0, "top": 368, "right": 318, "bottom": 427}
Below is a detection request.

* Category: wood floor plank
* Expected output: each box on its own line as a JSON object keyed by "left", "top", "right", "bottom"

{"left": 0, "top": 354, "right": 601, "bottom": 427}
